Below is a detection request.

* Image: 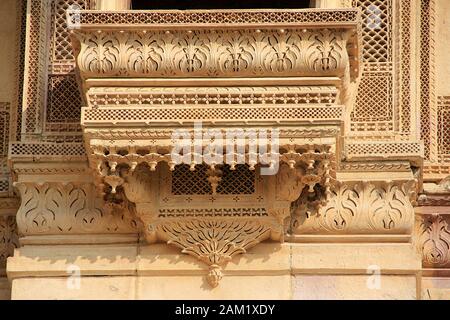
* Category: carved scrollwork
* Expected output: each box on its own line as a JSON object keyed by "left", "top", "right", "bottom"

{"left": 74, "top": 29, "right": 351, "bottom": 79}
{"left": 292, "top": 181, "right": 416, "bottom": 234}
{"left": 416, "top": 214, "right": 450, "bottom": 268}
{"left": 14, "top": 182, "right": 137, "bottom": 236}
{"left": 0, "top": 215, "right": 19, "bottom": 271}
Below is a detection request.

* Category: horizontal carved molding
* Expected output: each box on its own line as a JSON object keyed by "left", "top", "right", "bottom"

{"left": 72, "top": 28, "right": 358, "bottom": 80}
{"left": 86, "top": 86, "right": 338, "bottom": 108}
{"left": 82, "top": 105, "right": 344, "bottom": 126}
{"left": 67, "top": 9, "right": 360, "bottom": 28}
{"left": 10, "top": 142, "right": 86, "bottom": 160}
{"left": 345, "top": 141, "right": 424, "bottom": 161}
{"left": 84, "top": 127, "right": 341, "bottom": 140}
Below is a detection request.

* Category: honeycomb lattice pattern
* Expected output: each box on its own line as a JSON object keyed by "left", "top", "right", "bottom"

{"left": 45, "top": 0, "right": 89, "bottom": 134}
{"left": 356, "top": 0, "right": 392, "bottom": 63}
{"left": 46, "top": 75, "right": 82, "bottom": 123}
{"left": 347, "top": 142, "right": 422, "bottom": 158}
{"left": 171, "top": 164, "right": 255, "bottom": 195}
{"left": 399, "top": 0, "right": 412, "bottom": 135}
{"left": 51, "top": 0, "right": 88, "bottom": 62}
{"left": 23, "top": 0, "right": 45, "bottom": 134}
{"left": 0, "top": 103, "right": 10, "bottom": 194}
{"left": 10, "top": 142, "right": 86, "bottom": 157}
{"left": 351, "top": 0, "right": 394, "bottom": 132}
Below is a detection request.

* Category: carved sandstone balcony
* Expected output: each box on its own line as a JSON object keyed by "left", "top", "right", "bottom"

{"left": 68, "top": 9, "right": 362, "bottom": 286}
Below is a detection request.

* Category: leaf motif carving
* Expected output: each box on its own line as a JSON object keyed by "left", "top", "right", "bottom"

{"left": 75, "top": 29, "right": 350, "bottom": 78}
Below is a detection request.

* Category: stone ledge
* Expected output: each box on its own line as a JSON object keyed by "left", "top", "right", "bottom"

{"left": 7, "top": 243, "right": 422, "bottom": 280}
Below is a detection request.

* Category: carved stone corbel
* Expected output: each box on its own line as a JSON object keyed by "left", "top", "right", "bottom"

{"left": 14, "top": 181, "right": 137, "bottom": 236}
{"left": 292, "top": 180, "right": 417, "bottom": 235}
{"left": 416, "top": 214, "right": 450, "bottom": 268}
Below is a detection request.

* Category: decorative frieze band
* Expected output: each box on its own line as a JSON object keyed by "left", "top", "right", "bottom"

{"left": 73, "top": 28, "right": 357, "bottom": 80}
{"left": 67, "top": 9, "right": 360, "bottom": 28}
{"left": 14, "top": 182, "right": 138, "bottom": 236}
{"left": 292, "top": 180, "right": 417, "bottom": 235}
{"left": 86, "top": 86, "right": 338, "bottom": 108}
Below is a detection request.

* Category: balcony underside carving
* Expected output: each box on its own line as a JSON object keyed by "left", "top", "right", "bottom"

{"left": 0, "top": 8, "right": 415, "bottom": 285}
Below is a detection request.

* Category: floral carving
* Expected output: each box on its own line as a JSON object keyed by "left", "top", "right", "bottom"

{"left": 156, "top": 219, "right": 271, "bottom": 287}
{"left": 0, "top": 215, "right": 19, "bottom": 271}
{"left": 78, "top": 32, "right": 121, "bottom": 75}
{"left": 74, "top": 29, "right": 350, "bottom": 79}
{"left": 14, "top": 182, "right": 137, "bottom": 235}
{"left": 127, "top": 32, "right": 163, "bottom": 74}
{"left": 293, "top": 181, "right": 416, "bottom": 234}
{"left": 416, "top": 214, "right": 450, "bottom": 267}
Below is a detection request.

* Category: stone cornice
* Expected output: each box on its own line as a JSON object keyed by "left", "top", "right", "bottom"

{"left": 69, "top": 9, "right": 361, "bottom": 82}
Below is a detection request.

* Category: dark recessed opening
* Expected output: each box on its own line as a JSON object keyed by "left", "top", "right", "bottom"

{"left": 131, "top": 0, "right": 313, "bottom": 10}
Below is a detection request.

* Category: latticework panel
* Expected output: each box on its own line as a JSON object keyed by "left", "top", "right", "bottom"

{"left": 437, "top": 97, "right": 450, "bottom": 163}
{"left": 0, "top": 103, "right": 10, "bottom": 194}
{"left": 351, "top": 73, "right": 393, "bottom": 130}
{"left": 45, "top": 75, "right": 82, "bottom": 130}
{"left": 0, "top": 104, "right": 10, "bottom": 158}
{"left": 356, "top": 0, "right": 392, "bottom": 63}
{"left": 12, "top": 0, "right": 27, "bottom": 141}
{"left": 83, "top": 105, "right": 343, "bottom": 123}
{"left": 45, "top": 0, "right": 90, "bottom": 134}
{"left": 420, "top": 0, "right": 434, "bottom": 160}
{"left": 351, "top": 0, "right": 394, "bottom": 133}
{"left": 171, "top": 165, "right": 212, "bottom": 195}
{"left": 171, "top": 164, "right": 255, "bottom": 196}
{"left": 70, "top": 9, "right": 360, "bottom": 25}
{"left": 216, "top": 165, "right": 255, "bottom": 195}
{"left": 50, "top": 0, "right": 88, "bottom": 62}
{"left": 418, "top": 0, "right": 449, "bottom": 179}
